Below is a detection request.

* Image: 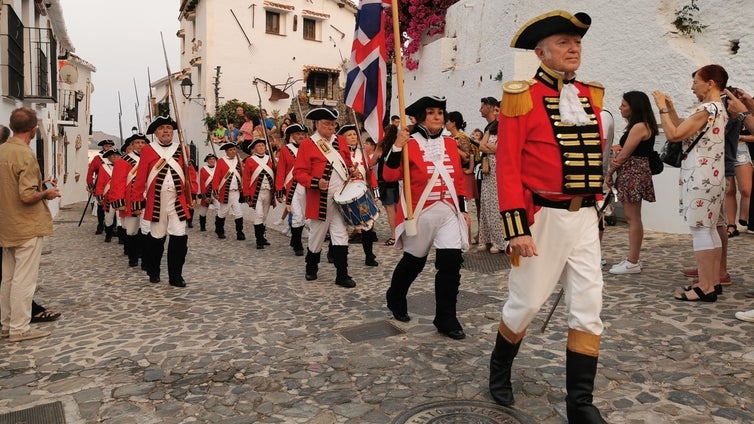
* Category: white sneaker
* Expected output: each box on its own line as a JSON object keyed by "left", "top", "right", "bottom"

{"left": 735, "top": 309, "right": 754, "bottom": 322}
{"left": 490, "top": 246, "right": 501, "bottom": 254}
{"left": 9, "top": 329, "right": 50, "bottom": 342}
{"left": 609, "top": 259, "right": 641, "bottom": 274}
{"left": 477, "top": 244, "right": 488, "bottom": 252}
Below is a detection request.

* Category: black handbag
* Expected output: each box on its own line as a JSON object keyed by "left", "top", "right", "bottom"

{"left": 648, "top": 150, "right": 664, "bottom": 175}
{"left": 660, "top": 104, "right": 718, "bottom": 168}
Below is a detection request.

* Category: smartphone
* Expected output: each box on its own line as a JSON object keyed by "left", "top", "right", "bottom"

{"left": 43, "top": 181, "right": 54, "bottom": 190}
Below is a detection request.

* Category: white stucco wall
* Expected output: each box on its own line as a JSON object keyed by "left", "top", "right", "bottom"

{"left": 395, "top": 0, "right": 754, "bottom": 233}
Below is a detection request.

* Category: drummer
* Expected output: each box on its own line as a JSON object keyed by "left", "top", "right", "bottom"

{"left": 293, "top": 108, "right": 359, "bottom": 288}
{"left": 382, "top": 96, "right": 470, "bottom": 340}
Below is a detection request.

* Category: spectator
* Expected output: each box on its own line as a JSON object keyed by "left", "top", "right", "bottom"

{"left": 725, "top": 123, "right": 752, "bottom": 237}
{"left": 477, "top": 96, "right": 506, "bottom": 254}
{"left": 376, "top": 125, "right": 400, "bottom": 246}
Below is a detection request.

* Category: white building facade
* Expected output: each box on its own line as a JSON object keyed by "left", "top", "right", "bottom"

{"left": 163, "top": 0, "right": 356, "bottom": 162}
{"left": 395, "top": 0, "right": 754, "bottom": 233}
{"left": 0, "top": 0, "right": 95, "bottom": 216}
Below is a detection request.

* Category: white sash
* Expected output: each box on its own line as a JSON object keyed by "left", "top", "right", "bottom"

{"left": 101, "top": 162, "right": 113, "bottom": 177}
{"left": 126, "top": 153, "right": 140, "bottom": 185}
{"left": 218, "top": 157, "right": 241, "bottom": 189}
{"left": 284, "top": 143, "right": 299, "bottom": 187}
{"left": 249, "top": 155, "right": 273, "bottom": 186}
{"left": 314, "top": 138, "right": 348, "bottom": 181}
{"left": 147, "top": 143, "right": 182, "bottom": 189}
{"left": 201, "top": 165, "right": 216, "bottom": 191}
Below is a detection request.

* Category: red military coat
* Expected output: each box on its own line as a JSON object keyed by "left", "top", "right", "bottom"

{"left": 132, "top": 142, "right": 198, "bottom": 222}
{"left": 212, "top": 156, "right": 243, "bottom": 204}
{"left": 382, "top": 134, "right": 466, "bottom": 227}
{"left": 86, "top": 153, "right": 104, "bottom": 190}
{"left": 93, "top": 161, "right": 115, "bottom": 210}
{"left": 338, "top": 139, "right": 378, "bottom": 189}
{"left": 293, "top": 132, "right": 348, "bottom": 220}
{"left": 242, "top": 154, "right": 276, "bottom": 207}
{"left": 198, "top": 164, "right": 215, "bottom": 206}
{"left": 109, "top": 153, "right": 140, "bottom": 217}
{"left": 275, "top": 143, "right": 299, "bottom": 204}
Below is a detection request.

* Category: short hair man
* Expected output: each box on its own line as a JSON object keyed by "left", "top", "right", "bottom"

{"left": 489, "top": 11, "right": 608, "bottom": 423}
{"left": 0, "top": 108, "right": 61, "bottom": 342}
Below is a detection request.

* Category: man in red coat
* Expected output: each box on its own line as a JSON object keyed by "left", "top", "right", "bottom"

{"left": 382, "top": 96, "right": 470, "bottom": 340}
{"left": 94, "top": 149, "right": 121, "bottom": 242}
{"left": 196, "top": 153, "right": 218, "bottom": 232}
{"left": 276, "top": 124, "right": 308, "bottom": 256}
{"left": 212, "top": 142, "right": 245, "bottom": 240}
{"left": 132, "top": 116, "right": 197, "bottom": 287}
{"left": 293, "top": 108, "right": 356, "bottom": 288}
{"left": 110, "top": 133, "right": 147, "bottom": 267}
{"left": 488, "top": 11, "right": 607, "bottom": 424}
{"left": 87, "top": 139, "right": 115, "bottom": 234}
{"left": 242, "top": 138, "right": 275, "bottom": 249}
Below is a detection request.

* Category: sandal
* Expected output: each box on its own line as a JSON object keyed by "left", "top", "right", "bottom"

{"left": 384, "top": 238, "right": 395, "bottom": 246}
{"left": 682, "top": 284, "right": 722, "bottom": 295}
{"left": 674, "top": 286, "right": 717, "bottom": 302}
{"left": 31, "top": 310, "right": 61, "bottom": 323}
{"left": 727, "top": 224, "right": 739, "bottom": 238}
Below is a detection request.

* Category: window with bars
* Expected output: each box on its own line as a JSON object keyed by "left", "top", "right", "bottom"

{"left": 303, "top": 18, "right": 316, "bottom": 41}
{"left": 3, "top": 5, "right": 24, "bottom": 99}
{"left": 25, "top": 26, "right": 57, "bottom": 100}
{"left": 266, "top": 11, "right": 280, "bottom": 34}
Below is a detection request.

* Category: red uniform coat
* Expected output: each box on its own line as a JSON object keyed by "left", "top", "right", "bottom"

{"left": 275, "top": 143, "right": 299, "bottom": 204}
{"left": 242, "top": 154, "right": 276, "bottom": 207}
{"left": 338, "top": 141, "right": 378, "bottom": 189}
{"left": 212, "top": 156, "right": 244, "bottom": 204}
{"left": 496, "top": 69, "right": 604, "bottom": 238}
{"left": 198, "top": 165, "right": 215, "bottom": 206}
{"left": 132, "top": 142, "right": 198, "bottom": 222}
{"left": 94, "top": 161, "right": 115, "bottom": 211}
{"left": 293, "top": 133, "right": 346, "bottom": 220}
{"left": 109, "top": 153, "right": 140, "bottom": 217}
{"left": 86, "top": 153, "right": 104, "bottom": 190}
{"left": 382, "top": 135, "right": 466, "bottom": 227}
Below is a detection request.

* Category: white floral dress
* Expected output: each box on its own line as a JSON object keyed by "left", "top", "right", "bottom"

{"left": 679, "top": 102, "right": 727, "bottom": 228}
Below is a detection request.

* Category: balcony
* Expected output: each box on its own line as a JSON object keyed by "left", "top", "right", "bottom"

{"left": 58, "top": 89, "right": 83, "bottom": 126}
{"left": 24, "top": 26, "right": 57, "bottom": 102}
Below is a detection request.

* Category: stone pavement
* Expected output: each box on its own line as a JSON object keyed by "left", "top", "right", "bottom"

{"left": 1, "top": 202, "right": 753, "bottom": 423}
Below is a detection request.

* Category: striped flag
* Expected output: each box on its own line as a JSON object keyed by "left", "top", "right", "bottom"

{"left": 344, "top": 0, "right": 390, "bottom": 143}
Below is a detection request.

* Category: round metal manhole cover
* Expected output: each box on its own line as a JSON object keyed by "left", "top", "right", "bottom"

{"left": 392, "top": 400, "right": 536, "bottom": 424}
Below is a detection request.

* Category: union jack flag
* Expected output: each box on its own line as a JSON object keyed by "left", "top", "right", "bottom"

{"left": 344, "top": 0, "right": 391, "bottom": 143}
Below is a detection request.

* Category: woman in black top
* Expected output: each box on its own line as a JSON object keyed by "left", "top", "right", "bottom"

{"left": 606, "top": 91, "right": 659, "bottom": 275}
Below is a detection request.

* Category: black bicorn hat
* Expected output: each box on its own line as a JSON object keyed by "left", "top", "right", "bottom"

{"left": 305, "top": 107, "right": 339, "bottom": 121}
{"left": 405, "top": 96, "right": 447, "bottom": 117}
{"left": 220, "top": 142, "right": 238, "bottom": 151}
{"left": 510, "top": 10, "right": 591, "bottom": 50}
{"left": 203, "top": 153, "right": 217, "bottom": 162}
{"left": 336, "top": 124, "right": 357, "bottom": 136}
{"left": 146, "top": 116, "right": 178, "bottom": 135}
{"left": 102, "top": 149, "right": 122, "bottom": 159}
{"left": 97, "top": 139, "right": 116, "bottom": 147}
{"left": 284, "top": 123, "right": 308, "bottom": 136}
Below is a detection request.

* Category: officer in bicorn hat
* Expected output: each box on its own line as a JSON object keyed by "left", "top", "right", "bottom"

{"left": 94, "top": 148, "right": 122, "bottom": 242}
{"left": 110, "top": 133, "right": 148, "bottom": 267}
{"left": 488, "top": 10, "right": 608, "bottom": 424}
{"left": 196, "top": 153, "right": 219, "bottom": 232}
{"left": 87, "top": 139, "right": 116, "bottom": 234}
{"left": 132, "top": 116, "right": 198, "bottom": 287}
{"left": 276, "top": 123, "right": 309, "bottom": 255}
{"left": 242, "top": 138, "right": 275, "bottom": 249}
{"left": 293, "top": 108, "right": 358, "bottom": 288}
{"left": 212, "top": 142, "right": 246, "bottom": 240}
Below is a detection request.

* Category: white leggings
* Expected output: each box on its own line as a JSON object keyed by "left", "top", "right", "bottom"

{"left": 690, "top": 226, "right": 722, "bottom": 251}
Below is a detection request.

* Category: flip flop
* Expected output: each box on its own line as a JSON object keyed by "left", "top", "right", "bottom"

{"left": 31, "top": 310, "right": 61, "bottom": 323}
{"left": 384, "top": 238, "right": 395, "bottom": 246}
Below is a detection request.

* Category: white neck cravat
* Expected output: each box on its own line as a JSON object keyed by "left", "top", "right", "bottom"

{"left": 559, "top": 83, "right": 590, "bottom": 126}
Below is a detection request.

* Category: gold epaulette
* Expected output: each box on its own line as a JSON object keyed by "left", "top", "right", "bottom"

{"left": 501, "top": 80, "right": 536, "bottom": 117}
{"left": 581, "top": 81, "right": 604, "bottom": 110}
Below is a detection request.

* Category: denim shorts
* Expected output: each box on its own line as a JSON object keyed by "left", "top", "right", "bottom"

{"left": 380, "top": 186, "right": 399, "bottom": 206}
{"left": 736, "top": 143, "right": 752, "bottom": 167}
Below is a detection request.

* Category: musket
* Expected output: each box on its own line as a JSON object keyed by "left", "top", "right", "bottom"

{"left": 133, "top": 78, "right": 142, "bottom": 133}
{"left": 117, "top": 91, "right": 124, "bottom": 148}
{"left": 286, "top": 77, "right": 305, "bottom": 124}
{"left": 78, "top": 191, "right": 94, "bottom": 227}
{"left": 146, "top": 67, "right": 155, "bottom": 142}
{"left": 252, "top": 78, "right": 277, "bottom": 172}
{"left": 160, "top": 32, "right": 195, "bottom": 208}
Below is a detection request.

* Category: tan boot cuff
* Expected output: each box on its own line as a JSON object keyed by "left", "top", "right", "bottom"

{"left": 567, "top": 328, "right": 601, "bottom": 357}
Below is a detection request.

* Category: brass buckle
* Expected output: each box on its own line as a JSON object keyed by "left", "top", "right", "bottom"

{"left": 568, "top": 196, "right": 583, "bottom": 212}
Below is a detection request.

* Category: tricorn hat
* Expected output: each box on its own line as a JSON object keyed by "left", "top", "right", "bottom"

{"left": 97, "top": 139, "right": 116, "bottom": 147}
{"left": 510, "top": 10, "right": 591, "bottom": 50}
{"left": 239, "top": 138, "right": 267, "bottom": 154}
{"left": 336, "top": 124, "right": 357, "bottom": 136}
{"left": 102, "top": 149, "right": 121, "bottom": 159}
{"left": 123, "top": 133, "right": 147, "bottom": 148}
{"left": 220, "top": 142, "right": 238, "bottom": 151}
{"left": 305, "top": 107, "right": 339, "bottom": 121}
{"left": 204, "top": 153, "right": 217, "bottom": 162}
{"left": 284, "top": 123, "right": 308, "bottom": 136}
{"left": 146, "top": 115, "right": 178, "bottom": 135}
{"left": 405, "top": 96, "right": 447, "bottom": 118}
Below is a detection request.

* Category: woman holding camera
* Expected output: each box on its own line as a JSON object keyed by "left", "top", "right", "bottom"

{"left": 652, "top": 64, "right": 728, "bottom": 302}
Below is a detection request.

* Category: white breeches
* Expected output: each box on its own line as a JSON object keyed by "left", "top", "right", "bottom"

{"left": 140, "top": 188, "right": 186, "bottom": 238}
{"left": 217, "top": 190, "right": 243, "bottom": 219}
{"left": 253, "top": 189, "right": 272, "bottom": 225}
{"left": 400, "top": 202, "right": 465, "bottom": 258}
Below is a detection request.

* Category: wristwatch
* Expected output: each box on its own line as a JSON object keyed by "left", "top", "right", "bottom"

{"left": 736, "top": 111, "right": 752, "bottom": 123}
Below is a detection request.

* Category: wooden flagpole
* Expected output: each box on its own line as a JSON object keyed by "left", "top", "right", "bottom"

{"left": 390, "top": 0, "right": 416, "bottom": 235}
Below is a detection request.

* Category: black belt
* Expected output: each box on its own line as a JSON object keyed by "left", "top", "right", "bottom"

{"left": 533, "top": 193, "right": 597, "bottom": 211}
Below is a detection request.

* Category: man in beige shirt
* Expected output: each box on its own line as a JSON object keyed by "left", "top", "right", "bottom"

{"left": 0, "top": 107, "right": 60, "bottom": 342}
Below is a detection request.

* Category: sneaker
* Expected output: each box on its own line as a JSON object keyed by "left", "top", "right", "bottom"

{"left": 490, "top": 246, "right": 501, "bottom": 254}
{"left": 601, "top": 257, "right": 607, "bottom": 267}
{"left": 477, "top": 244, "right": 488, "bottom": 252}
{"left": 735, "top": 309, "right": 754, "bottom": 323}
{"left": 609, "top": 259, "right": 641, "bottom": 274}
{"left": 9, "top": 329, "right": 50, "bottom": 342}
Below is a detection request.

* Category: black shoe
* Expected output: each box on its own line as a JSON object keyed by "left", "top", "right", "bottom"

{"left": 294, "top": 249, "right": 304, "bottom": 257}
{"left": 237, "top": 232, "right": 246, "bottom": 241}
{"left": 327, "top": 253, "right": 335, "bottom": 264}
{"left": 128, "top": 258, "right": 139, "bottom": 267}
{"left": 388, "top": 307, "right": 411, "bottom": 322}
{"left": 256, "top": 244, "right": 264, "bottom": 249}
{"left": 305, "top": 273, "right": 318, "bottom": 281}
{"left": 218, "top": 233, "right": 226, "bottom": 239}
{"left": 169, "top": 278, "right": 186, "bottom": 288}
{"left": 149, "top": 275, "right": 160, "bottom": 284}
{"left": 365, "top": 257, "right": 378, "bottom": 267}
{"left": 439, "top": 328, "right": 466, "bottom": 340}
{"left": 335, "top": 277, "right": 356, "bottom": 288}
{"left": 104, "top": 234, "right": 113, "bottom": 242}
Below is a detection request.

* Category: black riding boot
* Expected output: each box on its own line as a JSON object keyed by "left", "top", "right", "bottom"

{"left": 489, "top": 328, "right": 523, "bottom": 406}
{"left": 215, "top": 217, "right": 226, "bottom": 239}
{"left": 433, "top": 249, "right": 464, "bottom": 339}
{"left": 326, "top": 240, "right": 334, "bottom": 263}
{"left": 362, "top": 228, "right": 378, "bottom": 266}
{"left": 235, "top": 218, "right": 246, "bottom": 240}
{"left": 260, "top": 224, "right": 270, "bottom": 245}
{"left": 127, "top": 234, "right": 141, "bottom": 267}
{"left": 117, "top": 226, "right": 126, "bottom": 246}
{"left": 104, "top": 223, "right": 116, "bottom": 242}
{"left": 290, "top": 226, "right": 304, "bottom": 256}
{"left": 305, "top": 249, "right": 321, "bottom": 281}
{"left": 144, "top": 234, "right": 165, "bottom": 283}
{"left": 199, "top": 216, "right": 207, "bottom": 232}
{"left": 331, "top": 245, "right": 356, "bottom": 288}
{"left": 167, "top": 235, "right": 188, "bottom": 287}
{"left": 254, "top": 224, "right": 265, "bottom": 249}
{"left": 187, "top": 209, "right": 194, "bottom": 228}
{"left": 95, "top": 204, "right": 105, "bottom": 234}
{"left": 386, "top": 252, "right": 427, "bottom": 321}
{"left": 566, "top": 331, "right": 606, "bottom": 424}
